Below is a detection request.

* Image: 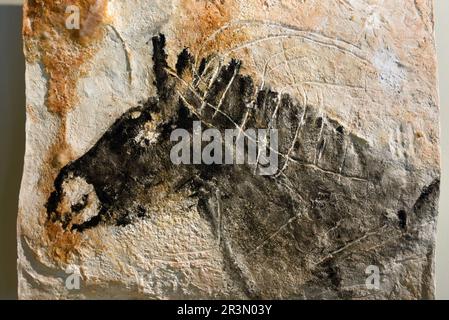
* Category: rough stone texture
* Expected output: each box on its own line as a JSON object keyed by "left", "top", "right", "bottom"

{"left": 19, "top": 0, "right": 440, "bottom": 299}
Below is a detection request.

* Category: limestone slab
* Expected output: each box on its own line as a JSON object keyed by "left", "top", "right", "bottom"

{"left": 19, "top": 0, "right": 440, "bottom": 299}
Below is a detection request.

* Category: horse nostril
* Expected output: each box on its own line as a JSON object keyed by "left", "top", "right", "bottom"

{"left": 71, "top": 194, "right": 89, "bottom": 213}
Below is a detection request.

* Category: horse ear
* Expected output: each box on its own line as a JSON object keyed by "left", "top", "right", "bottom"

{"left": 151, "top": 34, "right": 173, "bottom": 101}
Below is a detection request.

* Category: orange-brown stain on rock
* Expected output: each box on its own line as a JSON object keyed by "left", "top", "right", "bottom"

{"left": 44, "top": 222, "right": 82, "bottom": 263}
{"left": 174, "top": 0, "right": 247, "bottom": 60}
{"left": 38, "top": 118, "right": 80, "bottom": 263}
{"left": 23, "top": 0, "right": 108, "bottom": 263}
{"left": 23, "top": 0, "right": 108, "bottom": 115}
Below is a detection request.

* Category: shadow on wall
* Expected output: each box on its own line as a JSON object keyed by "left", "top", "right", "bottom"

{"left": 0, "top": 5, "right": 25, "bottom": 300}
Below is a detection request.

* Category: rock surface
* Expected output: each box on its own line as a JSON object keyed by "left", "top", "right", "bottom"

{"left": 19, "top": 0, "right": 440, "bottom": 299}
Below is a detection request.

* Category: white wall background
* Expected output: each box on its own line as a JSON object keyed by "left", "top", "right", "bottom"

{"left": 0, "top": 0, "right": 447, "bottom": 299}
{"left": 0, "top": 0, "right": 22, "bottom": 4}
{"left": 435, "top": 0, "right": 449, "bottom": 300}
{"left": 0, "top": 2, "right": 23, "bottom": 299}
